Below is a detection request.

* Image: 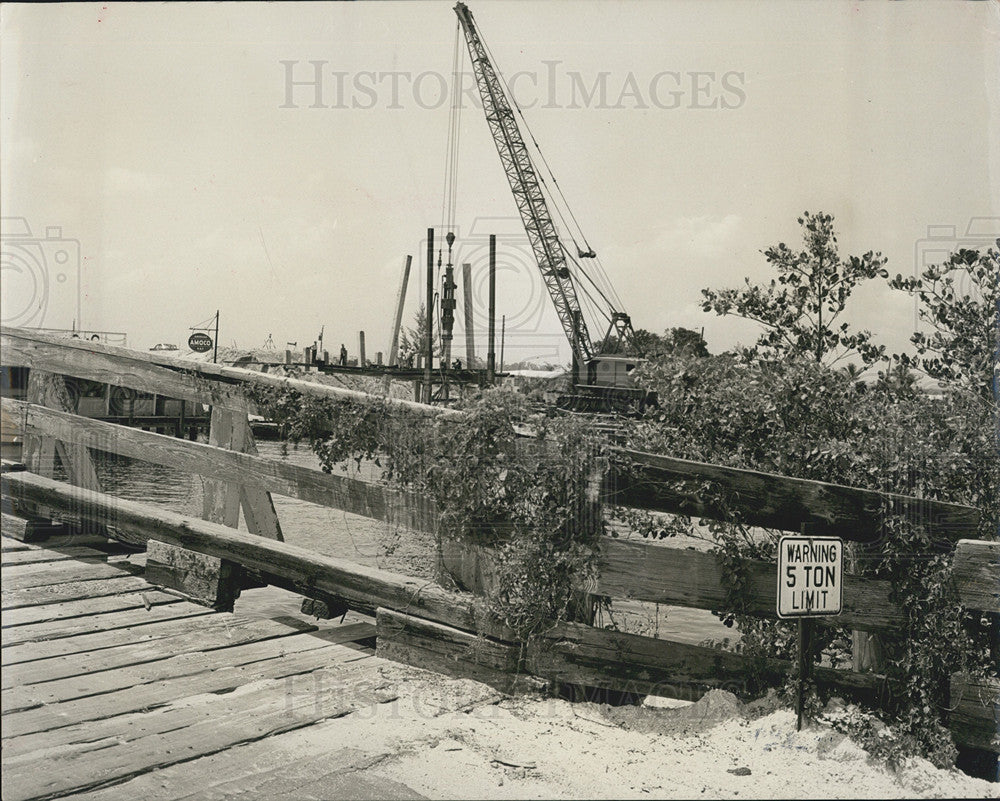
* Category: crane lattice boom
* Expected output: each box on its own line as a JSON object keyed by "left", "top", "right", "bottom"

{"left": 454, "top": 2, "right": 594, "bottom": 362}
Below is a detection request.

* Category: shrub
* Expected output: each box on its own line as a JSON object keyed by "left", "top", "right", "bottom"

{"left": 624, "top": 350, "right": 997, "bottom": 764}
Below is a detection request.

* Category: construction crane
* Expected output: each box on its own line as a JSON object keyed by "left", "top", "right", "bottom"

{"left": 452, "top": 2, "right": 650, "bottom": 411}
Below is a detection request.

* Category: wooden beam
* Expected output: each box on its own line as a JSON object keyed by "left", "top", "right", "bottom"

{"left": 2, "top": 329, "right": 251, "bottom": 413}
{"left": 949, "top": 673, "right": 1000, "bottom": 753}
{"left": 145, "top": 539, "right": 241, "bottom": 611}
{"left": 39, "top": 373, "right": 102, "bottom": 492}
{"left": 607, "top": 448, "right": 981, "bottom": 541}
{"left": 1, "top": 511, "right": 65, "bottom": 543}
{"left": 527, "top": 619, "right": 786, "bottom": 700}
{"left": 376, "top": 607, "right": 537, "bottom": 694}
{"left": 526, "top": 620, "right": 885, "bottom": 707}
{"left": 5, "top": 399, "right": 438, "bottom": 535}
{"left": 1, "top": 326, "right": 458, "bottom": 420}
{"left": 21, "top": 371, "right": 56, "bottom": 478}
{"left": 952, "top": 540, "right": 1000, "bottom": 615}
{"left": 1, "top": 470, "right": 507, "bottom": 640}
{"left": 203, "top": 407, "right": 244, "bottom": 528}
{"left": 597, "top": 538, "right": 904, "bottom": 631}
{"left": 238, "top": 424, "right": 284, "bottom": 542}
{"left": 18, "top": 371, "right": 106, "bottom": 536}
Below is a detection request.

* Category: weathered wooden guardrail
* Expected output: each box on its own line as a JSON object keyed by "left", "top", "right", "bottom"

{"left": 1, "top": 325, "right": 996, "bottom": 756}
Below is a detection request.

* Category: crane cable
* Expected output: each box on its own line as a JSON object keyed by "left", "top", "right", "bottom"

{"left": 567, "top": 251, "right": 614, "bottom": 327}
{"left": 561, "top": 243, "right": 618, "bottom": 311}
{"left": 476, "top": 34, "right": 593, "bottom": 256}
{"left": 436, "top": 21, "right": 464, "bottom": 359}
{"left": 476, "top": 31, "right": 630, "bottom": 325}
{"left": 441, "top": 20, "right": 463, "bottom": 236}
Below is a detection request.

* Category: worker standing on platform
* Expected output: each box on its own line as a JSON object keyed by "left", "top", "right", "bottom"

{"left": 339, "top": 344, "right": 347, "bottom": 366}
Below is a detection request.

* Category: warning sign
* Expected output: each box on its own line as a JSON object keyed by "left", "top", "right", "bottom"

{"left": 777, "top": 536, "right": 843, "bottom": 618}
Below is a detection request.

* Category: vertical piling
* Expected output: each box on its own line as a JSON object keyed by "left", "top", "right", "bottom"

{"left": 425, "top": 228, "right": 434, "bottom": 403}
{"left": 500, "top": 314, "right": 506, "bottom": 374}
{"left": 388, "top": 255, "right": 412, "bottom": 368}
{"left": 359, "top": 331, "right": 366, "bottom": 367}
{"left": 382, "top": 254, "right": 412, "bottom": 397}
{"left": 487, "top": 235, "right": 496, "bottom": 384}
{"left": 462, "top": 262, "right": 475, "bottom": 368}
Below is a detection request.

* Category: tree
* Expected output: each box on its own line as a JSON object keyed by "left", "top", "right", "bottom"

{"left": 701, "top": 211, "right": 888, "bottom": 367}
{"left": 889, "top": 242, "right": 999, "bottom": 403}
{"left": 397, "top": 303, "right": 440, "bottom": 365}
{"left": 629, "top": 327, "right": 710, "bottom": 358}
{"left": 664, "top": 327, "right": 710, "bottom": 358}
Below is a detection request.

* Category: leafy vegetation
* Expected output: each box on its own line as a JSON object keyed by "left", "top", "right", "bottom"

{"left": 889, "top": 240, "right": 999, "bottom": 403}
{"left": 701, "top": 211, "right": 888, "bottom": 367}
{"left": 632, "top": 326, "right": 710, "bottom": 358}
{"left": 397, "top": 303, "right": 440, "bottom": 366}
{"left": 625, "top": 216, "right": 997, "bottom": 766}
{"left": 247, "top": 212, "right": 996, "bottom": 769}
{"left": 248, "top": 383, "right": 607, "bottom": 640}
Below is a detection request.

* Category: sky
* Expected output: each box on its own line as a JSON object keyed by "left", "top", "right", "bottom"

{"left": 2, "top": 1, "right": 998, "bottom": 365}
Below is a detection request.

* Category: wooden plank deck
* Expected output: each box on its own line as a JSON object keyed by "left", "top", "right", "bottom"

{"left": 0, "top": 534, "right": 390, "bottom": 801}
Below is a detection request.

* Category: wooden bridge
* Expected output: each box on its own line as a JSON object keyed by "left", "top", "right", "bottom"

{"left": 1, "top": 523, "right": 403, "bottom": 800}
{"left": 1, "top": 326, "right": 998, "bottom": 796}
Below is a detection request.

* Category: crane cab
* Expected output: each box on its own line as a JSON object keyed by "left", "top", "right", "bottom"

{"left": 558, "top": 354, "right": 654, "bottom": 413}
{"left": 586, "top": 355, "right": 639, "bottom": 389}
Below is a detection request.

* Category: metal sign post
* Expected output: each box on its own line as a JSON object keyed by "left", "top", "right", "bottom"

{"left": 778, "top": 527, "right": 844, "bottom": 730}
{"left": 796, "top": 617, "right": 809, "bottom": 731}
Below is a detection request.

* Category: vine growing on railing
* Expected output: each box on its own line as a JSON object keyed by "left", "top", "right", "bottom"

{"left": 247, "top": 382, "right": 608, "bottom": 641}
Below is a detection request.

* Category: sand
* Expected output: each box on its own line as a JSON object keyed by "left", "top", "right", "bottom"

{"left": 360, "top": 678, "right": 999, "bottom": 800}
{"left": 77, "top": 659, "right": 997, "bottom": 801}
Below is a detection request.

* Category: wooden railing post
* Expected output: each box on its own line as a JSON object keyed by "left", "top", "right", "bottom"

{"left": 22, "top": 371, "right": 59, "bottom": 480}
{"left": 19, "top": 370, "right": 103, "bottom": 539}
{"left": 845, "top": 541, "right": 887, "bottom": 673}
{"left": 202, "top": 406, "right": 283, "bottom": 541}
{"left": 148, "top": 404, "right": 284, "bottom": 610}
{"left": 203, "top": 407, "right": 243, "bottom": 527}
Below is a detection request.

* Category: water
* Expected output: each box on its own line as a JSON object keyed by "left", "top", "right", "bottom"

{"left": 83, "top": 441, "right": 731, "bottom": 646}
{"left": 90, "top": 442, "right": 427, "bottom": 573}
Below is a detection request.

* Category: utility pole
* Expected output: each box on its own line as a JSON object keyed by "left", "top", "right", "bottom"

{"left": 213, "top": 310, "right": 219, "bottom": 364}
